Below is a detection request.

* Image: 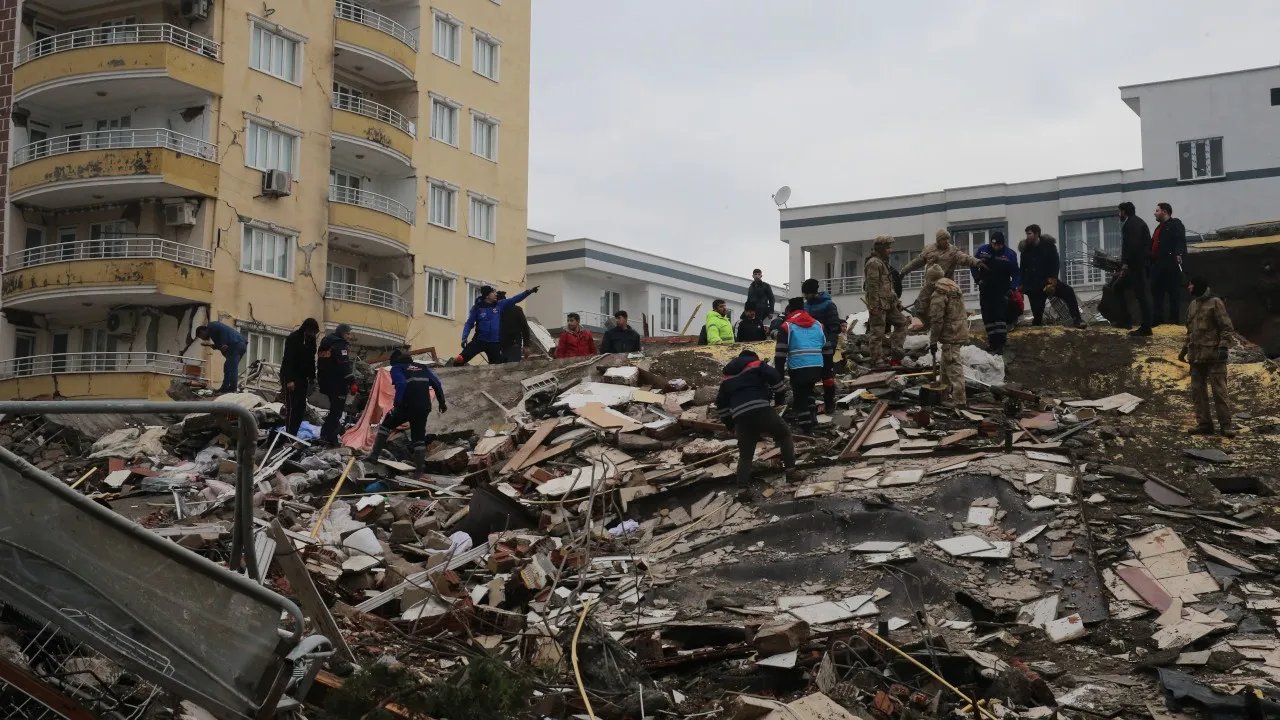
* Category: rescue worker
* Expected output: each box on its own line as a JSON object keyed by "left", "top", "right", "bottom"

{"left": 195, "top": 320, "right": 247, "bottom": 394}
{"left": 458, "top": 285, "right": 538, "bottom": 364}
{"left": 735, "top": 306, "right": 768, "bottom": 342}
{"left": 973, "top": 232, "right": 1020, "bottom": 355}
{"left": 1019, "top": 225, "right": 1061, "bottom": 326}
{"left": 713, "top": 349, "right": 799, "bottom": 485}
{"left": 705, "top": 299, "right": 734, "bottom": 344}
{"left": 1043, "top": 277, "right": 1086, "bottom": 328}
{"left": 279, "top": 318, "right": 319, "bottom": 436}
{"left": 772, "top": 297, "right": 805, "bottom": 374}
{"left": 902, "top": 229, "right": 983, "bottom": 315}
{"left": 926, "top": 264, "right": 969, "bottom": 407}
{"left": 861, "top": 236, "right": 908, "bottom": 367}
{"left": 746, "top": 269, "right": 776, "bottom": 319}
{"left": 317, "top": 324, "right": 358, "bottom": 445}
{"left": 554, "top": 313, "right": 597, "bottom": 358}
{"left": 600, "top": 310, "right": 643, "bottom": 353}
{"left": 496, "top": 290, "right": 532, "bottom": 362}
{"left": 366, "top": 349, "right": 447, "bottom": 473}
{"left": 781, "top": 300, "right": 827, "bottom": 427}
{"left": 1179, "top": 277, "right": 1236, "bottom": 438}
{"left": 801, "top": 278, "right": 842, "bottom": 411}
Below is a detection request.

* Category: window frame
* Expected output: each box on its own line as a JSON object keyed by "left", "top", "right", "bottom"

{"left": 471, "top": 111, "right": 499, "bottom": 161}
{"left": 427, "top": 178, "right": 458, "bottom": 230}
{"left": 472, "top": 30, "right": 501, "bottom": 81}
{"left": 659, "top": 294, "right": 681, "bottom": 333}
{"left": 240, "top": 223, "right": 295, "bottom": 281}
{"left": 468, "top": 193, "right": 497, "bottom": 243}
{"left": 432, "top": 10, "right": 462, "bottom": 64}
{"left": 243, "top": 330, "right": 288, "bottom": 371}
{"left": 425, "top": 270, "right": 456, "bottom": 319}
{"left": 244, "top": 118, "right": 301, "bottom": 175}
{"left": 249, "top": 19, "right": 303, "bottom": 85}
{"left": 429, "top": 95, "right": 460, "bottom": 146}
{"left": 1177, "top": 136, "right": 1225, "bottom": 182}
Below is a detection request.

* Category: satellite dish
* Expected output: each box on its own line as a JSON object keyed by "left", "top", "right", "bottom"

{"left": 772, "top": 186, "right": 792, "bottom": 208}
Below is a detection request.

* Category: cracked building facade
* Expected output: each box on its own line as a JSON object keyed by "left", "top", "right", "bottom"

{"left": 0, "top": 0, "right": 531, "bottom": 399}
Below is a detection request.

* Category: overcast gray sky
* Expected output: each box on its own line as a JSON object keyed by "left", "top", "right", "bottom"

{"left": 526, "top": 1, "right": 1279, "bottom": 281}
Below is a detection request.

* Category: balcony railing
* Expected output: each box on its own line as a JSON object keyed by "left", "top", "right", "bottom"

{"left": 13, "top": 128, "right": 217, "bottom": 166}
{"left": 6, "top": 238, "right": 213, "bottom": 272}
{"left": 569, "top": 310, "right": 612, "bottom": 329}
{"left": 332, "top": 92, "right": 416, "bottom": 137}
{"left": 328, "top": 184, "right": 415, "bottom": 224}
{"left": 0, "top": 352, "right": 202, "bottom": 380}
{"left": 816, "top": 277, "right": 865, "bottom": 296}
{"left": 16, "top": 23, "right": 221, "bottom": 65}
{"left": 325, "top": 282, "right": 412, "bottom": 317}
{"left": 335, "top": 0, "right": 419, "bottom": 51}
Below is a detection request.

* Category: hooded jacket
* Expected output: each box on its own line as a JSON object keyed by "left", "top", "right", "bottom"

{"left": 317, "top": 331, "right": 355, "bottom": 394}
{"left": 973, "top": 244, "right": 1020, "bottom": 295}
{"left": 746, "top": 280, "right": 776, "bottom": 317}
{"left": 280, "top": 326, "right": 316, "bottom": 386}
{"left": 735, "top": 315, "right": 767, "bottom": 342}
{"left": 902, "top": 243, "right": 981, "bottom": 279}
{"left": 804, "top": 292, "right": 841, "bottom": 337}
{"left": 390, "top": 353, "right": 445, "bottom": 411}
{"left": 462, "top": 289, "right": 534, "bottom": 344}
{"left": 714, "top": 352, "right": 786, "bottom": 421}
{"left": 1019, "top": 234, "right": 1060, "bottom": 289}
{"left": 783, "top": 310, "right": 825, "bottom": 371}
{"left": 705, "top": 310, "right": 734, "bottom": 345}
{"left": 554, "top": 327, "right": 597, "bottom": 358}
{"left": 863, "top": 256, "right": 897, "bottom": 314}
{"left": 1184, "top": 292, "right": 1235, "bottom": 364}
{"left": 928, "top": 279, "right": 969, "bottom": 345}
{"left": 601, "top": 324, "right": 642, "bottom": 353}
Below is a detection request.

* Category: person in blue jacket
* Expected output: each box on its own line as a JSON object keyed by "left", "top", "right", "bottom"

{"left": 457, "top": 284, "right": 539, "bottom": 365}
{"left": 195, "top": 320, "right": 247, "bottom": 394}
{"left": 801, "top": 279, "right": 842, "bottom": 414}
{"left": 782, "top": 302, "right": 828, "bottom": 428}
{"left": 367, "top": 349, "right": 447, "bottom": 473}
{"left": 972, "top": 231, "right": 1021, "bottom": 354}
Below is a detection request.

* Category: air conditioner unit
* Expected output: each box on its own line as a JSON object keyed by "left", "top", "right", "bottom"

{"left": 181, "top": 0, "right": 211, "bottom": 21}
{"left": 164, "top": 201, "right": 198, "bottom": 227}
{"left": 261, "top": 169, "right": 293, "bottom": 198}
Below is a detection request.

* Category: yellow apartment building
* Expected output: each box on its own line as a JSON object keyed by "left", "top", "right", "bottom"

{"left": 0, "top": 0, "right": 530, "bottom": 399}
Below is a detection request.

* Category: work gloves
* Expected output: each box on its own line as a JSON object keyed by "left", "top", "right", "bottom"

{"left": 438, "top": 400, "right": 448, "bottom": 414}
{"left": 348, "top": 381, "right": 359, "bottom": 396}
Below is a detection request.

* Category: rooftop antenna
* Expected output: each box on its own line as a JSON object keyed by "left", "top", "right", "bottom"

{"left": 772, "top": 185, "right": 791, "bottom": 209}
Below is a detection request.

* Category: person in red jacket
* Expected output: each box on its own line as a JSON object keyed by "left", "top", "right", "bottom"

{"left": 555, "top": 313, "right": 598, "bottom": 358}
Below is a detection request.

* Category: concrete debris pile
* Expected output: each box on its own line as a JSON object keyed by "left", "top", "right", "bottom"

{"left": 2, "top": 328, "right": 1280, "bottom": 718}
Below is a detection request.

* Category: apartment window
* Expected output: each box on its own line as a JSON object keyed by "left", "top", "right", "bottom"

{"left": 1271, "top": 87, "right": 1279, "bottom": 106}
{"left": 471, "top": 114, "right": 498, "bottom": 160}
{"left": 81, "top": 328, "right": 119, "bottom": 372}
{"left": 466, "top": 281, "right": 487, "bottom": 306}
{"left": 432, "top": 12, "right": 461, "bottom": 63}
{"left": 600, "top": 291, "right": 621, "bottom": 318}
{"left": 426, "top": 271, "right": 455, "bottom": 318}
{"left": 473, "top": 32, "right": 500, "bottom": 80}
{"left": 327, "top": 263, "right": 359, "bottom": 300}
{"left": 468, "top": 195, "right": 496, "bottom": 242}
{"left": 332, "top": 80, "right": 366, "bottom": 111}
{"left": 1062, "top": 215, "right": 1122, "bottom": 287}
{"left": 659, "top": 295, "right": 681, "bottom": 333}
{"left": 1178, "top": 137, "right": 1224, "bottom": 181}
{"left": 13, "top": 331, "right": 37, "bottom": 377}
{"left": 244, "top": 331, "right": 286, "bottom": 369}
{"left": 245, "top": 121, "right": 298, "bottom": 174}
{"left": 241, "top": 225, "right": 294, "bottom": 280}
{"left": 428, "top": 181, "right": 457, "bottom": 229}
{"left": 430, "top": 98, "right": 459, "bottom": 145}
{"left": 250, "top": 22, "right": 300, "bottom": 83}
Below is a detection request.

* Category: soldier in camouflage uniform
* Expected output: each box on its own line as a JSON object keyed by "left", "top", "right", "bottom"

{"left": 903, "top": 229, "right": 984, "bottom": 319}
{"left": 863, "top": 235, "right": 908, "bottom": 366}
{"left": 1179, "top": 277, "right": 1236, "bottom": 438}
{"left": 926, "top": 263, "right": 970, "bottom": 407}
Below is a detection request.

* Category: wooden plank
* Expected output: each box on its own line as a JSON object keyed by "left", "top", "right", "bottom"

{"left": 501, "top": 419, "right": 558, "bottom": 474}
{"left": 573, "top": 402, "right": 644, "bottom": 431}
{"left": 354, "top": 542, "right": 490, "bottom": 612}
{"left": 840, "top": 401, "right": 888, "bottom": 460}
{"left": 518, "top": 440, "right": 575, "bottom": 471}
{"left": 267, "top": 520, "right": 356, "bottom": 663}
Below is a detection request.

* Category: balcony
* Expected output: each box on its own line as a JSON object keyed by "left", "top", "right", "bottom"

{"left": 331, "top": 92, "right": 416, "bottom": 161}
{"left": 2, "top": 238, "right": 214, "bottom": 313}
{"left": 14, "top": 24, "right": 222, "bottom": 101}
{"left": 324, "top": 282, "right": 412, "bottom": 342}
{"left": 0, "top": 352, "right": 203, "bottom": 401}
{"left": 9, "top": 129, "right": 219, "bottom": 208}
{"left": 334, "top": 0, "right": 417, "bottom": 83}
{"left": 328, "top": 185, "right": 414, "bottom": 250}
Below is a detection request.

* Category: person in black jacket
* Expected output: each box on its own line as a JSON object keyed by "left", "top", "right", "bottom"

{"left": 746, "top": 269, "right": 776, "bottom": 319}
{"left": 279, "top": 318, "right": 319, "bottom": 436}
{"left": 1019, "top": 224, "right": 1061, "bottom": 326}
{"left": 367, "top": 349, "right": 447, "bottom": 473}
{"left": 1117, "top": 201, "right": 1154, "bottom": 336}
{"left": 496, "top": 291, "right": 533, "bottom": 362}
{"left": 1150, "top": 202, "right": 1188, "bottom": 326}
{"left": 317, "top": 324, "right": 358, "bottom": 445}
{"left": 600, "top": 310, "right": 643, "bottom": 353}
{"left": 735, "top": 307, "right": 768, "bottom": 342}
{"left": 714, "top": 350, "right": 799, "bottom": 486}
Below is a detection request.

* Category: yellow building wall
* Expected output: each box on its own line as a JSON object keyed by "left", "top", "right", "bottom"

{"left": 0, "top": 373, "right": 176, "bottom": 401}
{"left": 1, "top": 259, "right": 214, "bottom": 302}
{"left": 334, "top": 19, "right": 417, "bottom": 78}
{"left": 13, "top": 44, "right": 223, "bottom": 97}
{"left": 9, "top": 149, "right": 219, "bottom": 196}
{"left": 325, "top": 300, "right": 411, "bottom": 338}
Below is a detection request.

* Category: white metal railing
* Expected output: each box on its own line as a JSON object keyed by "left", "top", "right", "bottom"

{"left": 335, "top": 0, "right": 419, "bottom": 51}
{"left": 332, "top": 92, "right": 416, "bottom": 137}
{"left": 6, "top": 238, "right": 212, "bottom": 271}
{"left": 0, "top": 352, "right": 202, "bottom": 380}
{"left": 1064, "top": 258, "right": 1108, "bottom": 289}
{"left": 13, "top": 128, "right": 217, "bottom": 166}
{"left": 325, "top": 282, "right": 412, "bottom": 317}
{"left": 16, "top": 23, "right": 221, "bottom": 65}
{"left": 817, "top": 277, "right": 865, "bottom": 296}
{"left": 328, "top": 184, "right": 415, "bottom": 224}
{"left": 569, "top": 310, "right": 612, "bottom": 328}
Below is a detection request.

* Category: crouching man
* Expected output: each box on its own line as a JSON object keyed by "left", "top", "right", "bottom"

{"left": 714, "top": 350, "right": 800, "bottom": 486}
{"left": 367, "top": 349, "right": 447, "bottom": 472}
{"left": 926, "top": 263, "right": 969, "bottom": 407}
{"left": 1179, "top": 277, "right": 1236, "bottom": 438}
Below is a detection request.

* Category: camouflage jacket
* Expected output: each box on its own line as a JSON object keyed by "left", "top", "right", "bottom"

{"left": 1184, "top": 294, "right": 1234, "bottom": 363}
{"left": 864, "top": 256, "right": 897, "bottom": 312}
{"left": 928, "top": 279, "right": 969, "bottom": 345}
{"left": 902, "top": 244, "right": 982, "bottom": 279}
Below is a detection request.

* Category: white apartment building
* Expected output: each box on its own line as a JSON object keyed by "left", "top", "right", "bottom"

{"left": 780, "top": 64, "right": 1280, "bottom": 311}
{"left": 526, "top": 231, "right": 785, "bottom": 335}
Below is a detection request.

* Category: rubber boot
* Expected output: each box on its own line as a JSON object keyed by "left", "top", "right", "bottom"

{"left": 823, "top": 383, "right": 836, "bottom": 416}
{"left": 367, "top": 429, "right": 389, "bottom": 462}
{"left": 412, "top": 443, "right": 428, "bottom": 475}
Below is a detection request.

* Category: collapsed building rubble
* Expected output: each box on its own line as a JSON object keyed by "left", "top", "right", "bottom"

{"left": 0, "top": 324, "right": 1279, "bottom": 719}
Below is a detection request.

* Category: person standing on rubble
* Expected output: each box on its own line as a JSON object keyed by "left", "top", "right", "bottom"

{"left": 772, "top": 297, "right": 804, "bottom": 374}
{"left": 1179, "top": 277, "right": 1236, "bottom": 438}
{"left": 1150, "top": 203, "right": 1188, "bottom": 326}
{"left": 555, "top": 313, "right": 597, "bottom": 358}
{"left": 902, "top": 229, "right": 984, "bottom": 315}
{"left": 195, "top": 321, "right": 248, "bottom": 394}
{"left": 367, "top": 349, "right": 447, "bottom": 472}
{"left": 280, "top": 318, "right": 319, "bottom": 437}
{"left": 496, "top": 291, "right": 533, "bottom": 362}
{"left": 714, "top": 349, "right": 800, "bottom": 485}
{"left": 1117, "top": 201, "right": 1155, "bottom": 336}
{"left": 860, "top": 237, "right": 908, "bottom": 368}
{"left": 458, "top": 285, "right": 539, "bottom": 365}
{"left": 1019, "top": 225, "right": 1064, "bottom": 326}
{"left": 1043, "top": 277, "right": 1086, "bottom": 328}
{"left": 705, "top": 299, "right": 735, "bottom": 344}
{"left": 802, "top": 278, "right": 844, "bottom": 412}
{"left": 746, "top": 269, "right": 776, "bottom": 319}
{"left": 972, "top": 231, "right": 1020, "bottom": 355}
{"left": 735, "top": 306, "right": 768, "bottom": 342}
{"left": 317, "top": 324, "right": 358, "bottom": 445}
{"left": 926, "top": 264, "right": 969, "bottom": 407}
{"left": 601, "top": 310, "right": 643, "bottom": 353}
{"left": 781, "top": 300, "right": 827, "bottom": 427}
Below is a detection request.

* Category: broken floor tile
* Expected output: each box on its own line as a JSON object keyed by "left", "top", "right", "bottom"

{"left": 1045, "top": 613, "right": 1087, "bottom": 643}
{"left": 881, "top": 468, "right": 925, "bottom": 486}
{"left": 1183, "top": 447, "right": 1233, "bottom": 464}
{"left": 933, "top": 534, "right": 994, "bottom": 557}
{"left": 850, "top": 541, "right": 907, "bottom": 553}
{"left": 1128, "top": 526, "right": 1188, "bottom": 559}
{"left": 1196, "top": 541, "right": 1260, "bottom": 573}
